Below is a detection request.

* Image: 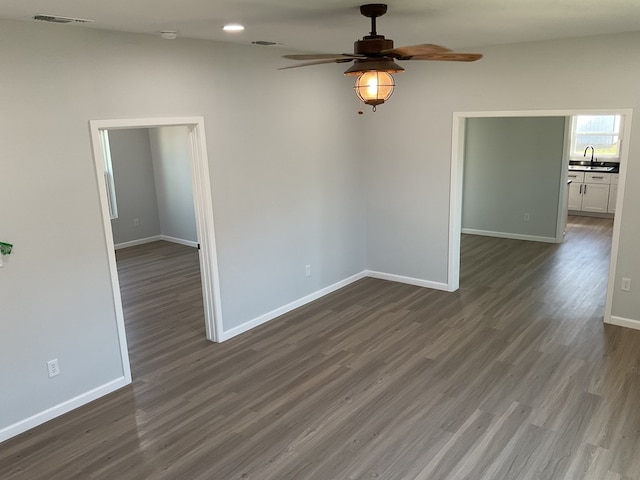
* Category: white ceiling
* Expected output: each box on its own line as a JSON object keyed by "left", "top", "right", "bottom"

{"left": 2, "top": 0, "right": 640, "bottom": 54}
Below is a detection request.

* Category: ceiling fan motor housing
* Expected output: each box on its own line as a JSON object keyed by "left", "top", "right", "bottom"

{"left": 354, "top": 36, "right": 394, "bottom": 55}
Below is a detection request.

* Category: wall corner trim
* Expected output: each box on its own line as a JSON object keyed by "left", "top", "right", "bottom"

{"left": 0, "top": 377, "right": 130, "bottom": 445}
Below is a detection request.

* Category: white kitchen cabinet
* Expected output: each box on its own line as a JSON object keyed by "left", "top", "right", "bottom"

{"left": 568, "top": 181, "right": 583, "bottom": 210}
{"left": 581, "top": 183, "right": 610, "bottom": 212}
{"left": 567, "top": 171, "right": 585, "bottom": 210}
{"left": 568, "top": 171, "right": 616, "bottom": 214}
{"left": 608, "top": 183, "right": 618, "bottom": 213}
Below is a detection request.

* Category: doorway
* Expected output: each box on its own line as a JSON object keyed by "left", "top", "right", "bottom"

{"left": 448, "top": 109, "right": 633, "bottom": 325}
{"left": 90, "top": 117, "right": 223, "bottom": 382}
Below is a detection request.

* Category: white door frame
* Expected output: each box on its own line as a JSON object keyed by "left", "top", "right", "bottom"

{"left": 449, "top": 108, "right": 633, "bottom": 325}
{"left": 89, "top": 116, "right": 223, "bottom": 380}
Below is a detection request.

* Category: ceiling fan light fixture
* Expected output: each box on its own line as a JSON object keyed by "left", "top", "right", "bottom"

{"left": 278, "top": 4, "right": 482, "bottom": 112}
{"left": 354, "top": 71, "right": 395, "bottom": 109}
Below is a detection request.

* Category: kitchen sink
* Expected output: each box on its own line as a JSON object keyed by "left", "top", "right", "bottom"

{"left": 568, "top": 165, "right": 615, "bottom": 172}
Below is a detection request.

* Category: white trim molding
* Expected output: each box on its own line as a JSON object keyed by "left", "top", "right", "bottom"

{"left": 219, "top": 271, "right": 367, "bottom": 341}
{"left": 0, "top": 377, "right": 129, "bottom": 444}
{"left": 114, "top": 236, "right": 162, "bottom": 250}
{"left": 89, "top": 115, "right": 223, "bottom": 384}
{"left": 160, "top": 235, "right": 199, "bottom": 248}
{"left": 114, "top": 235, "right": 198, "bottom": 250}
{"left": 1, "top": 266, "right": 452, "bottom": 442}
{"left": 461, "top": 228, "right": 558, "bottom": 244}
{"left": 220, "top": 269, "right": 453, "bottom": 342}
{"left": 366, "top": 270, "right": 451, "bottom": 292}
{"left": 606, "top": 315, "right": 640, "bottom": 331}
{"left": 451, "top": 108, "right": 633, "bottom": 329}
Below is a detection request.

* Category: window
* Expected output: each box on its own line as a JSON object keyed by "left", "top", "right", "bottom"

{"left": 569, "top": 115, "right": 622, "bottom": 160}
{"left": 100, "top": 129, "right": 118, "bottom": 219}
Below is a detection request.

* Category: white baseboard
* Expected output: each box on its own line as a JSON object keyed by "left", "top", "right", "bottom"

{"left": 606, "top": 315, "right": 640, "bottom": 331}
{"left": 0, "top": 376, "right": 130, "bottom": 444}
{"left": 160, "top": 235, "right": 198, "bottom": 248}
{"left": 114, "top": 235, "right": 198, "bottom": 250}
{"left": 219, "top": 271, "right": 368, "bottom": 341}
{"left": 462, "top": 228, "right": 557, "bottom": 244}
{"left": 1, "top": 268, "right": 449, "bottom": 442}
{"left": 365, "top": 270, "right": 449, "bottom": 291}
{"left": 568, "top": 210, "right": 614, "bottom": 219}
{"left": 114, "top": 236, "right": 161, "bottom": 250}
{"left": 219, "top": 270, "right": 450, "bottom": 341}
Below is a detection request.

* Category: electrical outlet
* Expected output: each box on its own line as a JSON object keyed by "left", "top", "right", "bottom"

{"left": 622, "top": 278, "right": 632, "bottom": 292}
{"left": 523, "top": 213, "right": 530, "bottom": 222}
{"left": 133, "top": 218, "right": 140, "bottom": 227}
{"left": 305, "top": 265, "right": 311, "bottom": 277}
{"left": 47, "top": 359, "right": 60, "bottom": 378}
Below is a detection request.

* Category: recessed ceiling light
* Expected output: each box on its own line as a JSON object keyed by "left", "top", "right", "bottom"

{"left": 223, "top": 24, "right": 245, "bottom": 32}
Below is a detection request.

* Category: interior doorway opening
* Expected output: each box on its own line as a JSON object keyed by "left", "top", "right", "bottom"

{"left": 90, "top": 117, "right": 223, "bottom": 382}
{"left": 449, "top": 109, "right": 633, "bottom": 325}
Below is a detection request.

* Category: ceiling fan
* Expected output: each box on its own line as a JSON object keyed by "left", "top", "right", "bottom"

{"left": 280, "top": 3, "right": 482, "bottom": 110}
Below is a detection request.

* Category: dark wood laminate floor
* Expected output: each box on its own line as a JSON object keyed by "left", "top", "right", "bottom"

{"left": 3, "top": 216, "right": 640, "bottom": 479}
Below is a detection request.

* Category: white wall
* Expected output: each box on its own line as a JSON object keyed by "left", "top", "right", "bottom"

{"left": 3, "top": 17, "right": 640, "bottom": 442}
{"left": 462, "top": 117, "right": 566, "bottom": 240}
{"left": 362, "top": 32, "right": 640, "bottom": 321}
{"left": 109, "top": 128, "right": 162, "bottom": 244}
{"left": 149, "top": 126, "right": 197, "bottom": 244}
{"left": 0, "top": 19, "right": 365, "bottom": 440}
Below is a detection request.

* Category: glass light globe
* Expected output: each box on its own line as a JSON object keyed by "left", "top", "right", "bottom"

{"left": 354, "top": 71, "right": 395, "bottom": 107}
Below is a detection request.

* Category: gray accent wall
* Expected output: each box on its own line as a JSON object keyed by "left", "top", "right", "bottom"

{"left": 149, "top": 126, "right": 197, "bottom": 243}
{"left": 109, "top": 128, "right": 162, "bottom": 244}
{"left": 109, "top": 126, "right": 196, "bottom": 246}
{"left": 462, "top": 117, "right": 566, "bottom": 239}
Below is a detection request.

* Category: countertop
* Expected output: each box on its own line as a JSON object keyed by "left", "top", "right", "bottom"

{"left": 568, "top": 161, "right": 620, "bottom": 173}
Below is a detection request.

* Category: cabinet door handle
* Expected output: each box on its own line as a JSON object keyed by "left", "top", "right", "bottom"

{"left": 584, "top": 185, "right": 587, "bottom": 194}
{"left": 579, "top": 184, "right": 583, "bottom": 194}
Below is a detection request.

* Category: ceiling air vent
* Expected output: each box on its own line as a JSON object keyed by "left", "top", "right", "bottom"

{"left": 33, "top": 14, "right": 94, "bottom": 24}
{"left": 251, "top": 41, "right": 280, "bottom": 46}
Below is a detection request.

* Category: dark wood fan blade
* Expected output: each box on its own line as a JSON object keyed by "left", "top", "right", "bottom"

{"left": 282, "top": 53, "right": 362, "bottom": 60}
{"left": 278, "top": 58, "right": 355, "bottom": 70}
{"left": 408, "top": 52, "right": 483, "bottom": 62}
{"left": 381, "top": 44, "right": 452, "bottom": 58}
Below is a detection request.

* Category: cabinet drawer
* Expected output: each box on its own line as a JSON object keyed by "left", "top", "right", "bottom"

{"left": 567, "top": 171, "right": 585, "bottom": 183}
{"left": 585, "top": 172, "right": 610, "bottom": 184}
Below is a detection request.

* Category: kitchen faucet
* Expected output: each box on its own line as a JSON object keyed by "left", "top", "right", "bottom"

{"left": 584, "top": 145, "right": 595, "bottom": 166}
